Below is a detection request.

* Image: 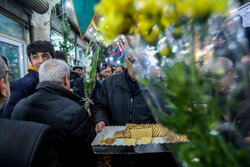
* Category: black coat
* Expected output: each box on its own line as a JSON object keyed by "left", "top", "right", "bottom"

{"left": 92, "top": 70, "right": 179, "bottom": 167}
{"left": 0, "top": 118, "right": 58, "bottom": 167}
{"left": 92, "top": 69, "right": 155, "bottom": 126}
{"left": 70, "top": 70, "right": 81, "bottom": 81}
{"left": 11, "top": 82, "right": 97, "bottom": 167}
{"left": 70, "top": 77, "right": 102, "bottom": 101}
{"left": 70, "top": 77, "right": 85, "bottom": 98}
{"left": 3, "top": 69, "right": 39, "bottom": 118}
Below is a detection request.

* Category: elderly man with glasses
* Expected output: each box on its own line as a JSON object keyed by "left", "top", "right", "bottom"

{"left": 92, "top": 55, "right": 178, "bottom": 167}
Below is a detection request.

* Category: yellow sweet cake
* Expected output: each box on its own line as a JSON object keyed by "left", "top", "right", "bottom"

{"left": 131, "top": 128, "right": 152, "bottom": 139}
{"left": 139, "top": 137, "right": 152, "bottom": 144}
{"left": 123, "top": 139, "right": 136, "bottom": 146}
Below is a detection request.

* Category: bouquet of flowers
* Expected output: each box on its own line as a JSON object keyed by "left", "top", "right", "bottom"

{"left": 96, "top": 0, "right": 250, "bottom": 166}
{"left": 82, "top": 36, "right": 99, "bottom": 110}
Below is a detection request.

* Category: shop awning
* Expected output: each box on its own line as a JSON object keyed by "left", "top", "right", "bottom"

{"left": 19, "top": 0, "right": 49, "bottom": 14}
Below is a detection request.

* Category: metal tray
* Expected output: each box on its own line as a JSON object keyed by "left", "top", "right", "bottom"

{"left": 91, "top": 126, "right": 182, "bottom": 154}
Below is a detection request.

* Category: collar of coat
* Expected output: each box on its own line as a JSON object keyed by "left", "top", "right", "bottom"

{"left": 28, "top": 67, "right": 39, "bottom": 82}
{"left": 36, "top": 81, "right": 83, "bottom": 104}
{"left": 27, "top": 66, "right": 37, "bottom": 72}
{"left": 113, "top": 69, "right": 141, "bottom": 96}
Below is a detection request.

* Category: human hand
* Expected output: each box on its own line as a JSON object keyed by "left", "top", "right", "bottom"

{"left": 245, "top": 136, "right": 250, "bottom": 150}
{"left": 87, "top": 108, "right": 92, "bottom": 117}
{"left": 95, "top": 121, "right": 105, "bottom": 134}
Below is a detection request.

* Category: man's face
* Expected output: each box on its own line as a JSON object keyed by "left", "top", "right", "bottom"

{"left": 29, "top": 52, "right": 52, "bottom": 71}
{"left": 74, "top": 68, "right": 83, "bottom": 76}
{"left": 115, "top": 67, "right": 123, "bottom": 74}
{"left": 0, "top": 64, "right": 10, "bottom": 109}
{"left": 217, "top": 37, "right": 226, "bottom": 48}
{"left": 105, "top": 67, "right": 113, "bottom": 78}
{"left": 127, "top": 55, "right": 136, "bottom": 81}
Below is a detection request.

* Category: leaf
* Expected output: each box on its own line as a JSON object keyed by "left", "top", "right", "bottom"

{"left": 84, "top": 45, "right": 99, "bottom": 98}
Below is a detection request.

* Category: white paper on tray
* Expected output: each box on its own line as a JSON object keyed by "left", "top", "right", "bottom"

{"left": 92, "top": 126, "right": 127, "bottom": 146}
{"left": 92, "top": 126, "right": 168, "bottom": 146}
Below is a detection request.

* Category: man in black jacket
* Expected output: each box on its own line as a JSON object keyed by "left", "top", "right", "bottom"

{"left": 93, "top": 55, "right": 178, "bottom": 167}
{"left": 93, "top": 55, "right": 155, "bottom": 129}
{"left": 12, "top": 59, "right": 97, "bottom": 167}
{"left": 0, "top": 57, "right": 59, "bottom": 167}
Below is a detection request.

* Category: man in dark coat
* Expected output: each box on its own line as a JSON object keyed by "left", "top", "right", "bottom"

{"left": 11, "top": 59, "right": 97, "bottom": 167}
{"left": 93, "top": 55, "right": 155, "bottom": 128}
{"left": 70, "top": 66, "right": 83, "bottom": 81}
{"left": 92, "top": 55, "right": 178, "bottom": 167}
{"left": 0, "top": 57, "right": 59, "bottom": 167}
{"left": 3, "top": 40, "right": 54, "bottom": 118}
{"left": 73, "top": 65, "right": 83, "bottom": 77}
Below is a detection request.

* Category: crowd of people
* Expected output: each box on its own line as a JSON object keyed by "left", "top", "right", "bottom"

{"left": 201, "top": 15, "right": 250, "bottom": 149}
{"left": 0, "top": 14, "right": 249, "bottom": 167}
{"left": 0, "top": 40, "right": 178, "bottom": 167}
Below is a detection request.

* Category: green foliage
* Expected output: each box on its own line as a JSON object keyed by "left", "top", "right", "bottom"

{"left": 98, "top": 43, "right": 106, "bottom": 68}
{"left": 59, "top": 16, "right": 75, "bottom": 57}
{"left": 83, "top": 34, "right": 101, "bottom": 99}
{"left": 138, "top": 59, "right": 250, "bottom": 166}
{"left": 84, "top": 47, "right": 99, "bottom": 98}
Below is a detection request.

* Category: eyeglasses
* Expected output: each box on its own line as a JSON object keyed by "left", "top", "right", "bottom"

{"left": 128, "top": 58, "right": 135, "bottom": 64}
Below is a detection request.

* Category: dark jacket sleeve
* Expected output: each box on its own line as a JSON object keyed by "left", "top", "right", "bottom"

{"left": 0, "top": 119, "right": 59, "bottom": 167}
{"left": 70, "top": 77, "right": 86, "bottom": 98}
{"left": 92, "top": 79, "right": 110, "bottom": 125}
{"left": 4, "top": 75, "right": 37, "bottom": 119}
{"left": 70, "top": 108, "right": 96, "bottom": 144}
{"left": 3, "top": 83, "right": 25, "bottom": 118}
{"left": 69, "top": 108, "right": 98, "bottom": 167}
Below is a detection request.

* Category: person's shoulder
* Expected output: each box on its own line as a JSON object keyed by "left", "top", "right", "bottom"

{"left": 74, "top": 77, "right": 83, "bottom": 83}
{"left": 103, "top": 71, "right": 124, "bottom": 84}
{"left": 13, "top": 94, "right": 32, "bottom": 109}
{"left": 50, "top": 92, "right": 83, "bottom": 113}
{"left": 11, "top": 74, "right": 31, "bottom": 88}
{"left": 11, "top": 74, "right": 37, "bottom": 90}
{"left": 11, "top": 95, "right": 33, "bottom": 119}
{"left": 0, "top": 118, "right": 50, "bottom": 135}
{"left": 53, "top": 97, "right": 87, "bottom": 124}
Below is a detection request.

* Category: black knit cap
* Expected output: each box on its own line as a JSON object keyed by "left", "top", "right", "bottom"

{"left": 73, "top": 65, "right": 83, "bottom": 70}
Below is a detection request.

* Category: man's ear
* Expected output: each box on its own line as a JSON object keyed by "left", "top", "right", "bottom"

{"left": 64, "top": 75, "right": 70, "bottom": 87}
{"left": 0, "top": 79, "right": 6, "bottom": 97}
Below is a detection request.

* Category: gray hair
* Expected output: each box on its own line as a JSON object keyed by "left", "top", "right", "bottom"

{"left": 39, "top": 59, "right": 70, "bottom": 84}
{"left": 0, "top": 57, "right": 6, "bottom": 82}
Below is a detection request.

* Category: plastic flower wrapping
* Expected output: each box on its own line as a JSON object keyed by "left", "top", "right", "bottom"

{"left": 83, "top": 37, "right": 99, "bottom": 109}
{"left": 96, "top": 0, "right": 250, "bottom": 166}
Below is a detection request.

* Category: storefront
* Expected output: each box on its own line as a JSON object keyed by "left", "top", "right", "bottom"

{"left": 0, "top": 13, "right": 28, "bottom": 83}
{"left": 0, "top": 0, "right": 94, "bottom": 82}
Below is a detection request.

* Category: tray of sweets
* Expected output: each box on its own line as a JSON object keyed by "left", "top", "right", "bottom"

{"left": 91, "top": 124, "right": 188, "bottom": 154}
